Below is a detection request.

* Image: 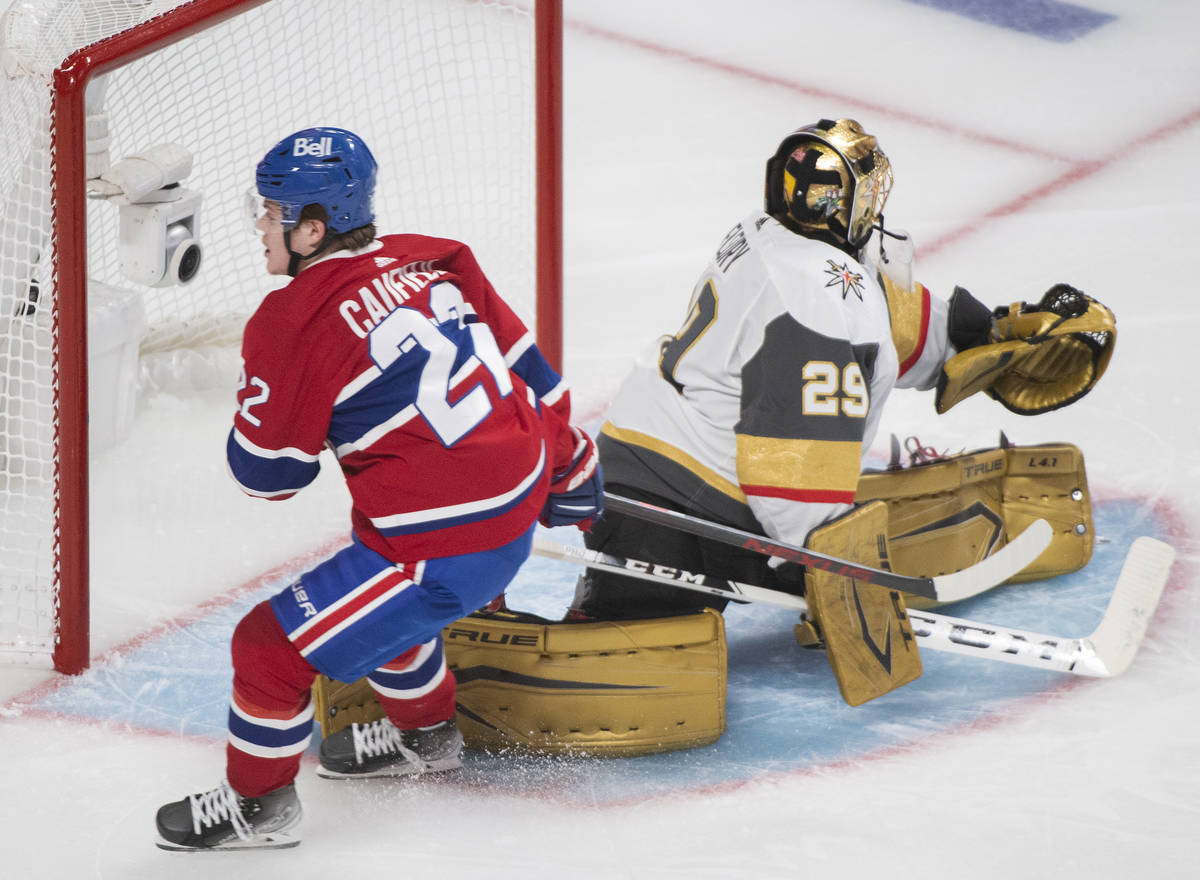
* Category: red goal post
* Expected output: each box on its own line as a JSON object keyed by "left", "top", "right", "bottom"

{"left": 0, "top": 0, "right": 562, "bottom": 674}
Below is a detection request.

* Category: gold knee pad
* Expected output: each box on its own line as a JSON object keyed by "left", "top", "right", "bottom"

{"left": 443, "top": 609, "right": 726, "bottom": 756}
{"left": 855, "top": 441, "right": 1092, "bottom": 602}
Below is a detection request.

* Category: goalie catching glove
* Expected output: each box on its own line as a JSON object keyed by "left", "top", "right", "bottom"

{"left": 936, "top": 283, "right": 1115, "bottom": 415}
{"left": 540, "top": 425, "right": 603, "bottom": 530}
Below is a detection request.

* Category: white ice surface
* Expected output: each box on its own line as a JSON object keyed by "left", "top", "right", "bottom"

{"left": 3, "top": 1, "right": 1200, "bottom": 877}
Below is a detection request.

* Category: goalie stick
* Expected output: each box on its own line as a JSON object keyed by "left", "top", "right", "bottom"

{"left": 601, "top": 493, "right": 1054, "bottom": 603}
{"left": 531, "top": 535, "right": 1174, "bottom": 678}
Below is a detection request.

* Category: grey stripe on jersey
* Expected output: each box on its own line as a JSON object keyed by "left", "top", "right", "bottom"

{"left": 737, "top": 314, "right": 879, "bottom": 444}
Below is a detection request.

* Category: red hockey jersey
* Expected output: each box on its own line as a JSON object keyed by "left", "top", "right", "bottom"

{"left": 227, "top": 234, "right": 573, "bottom": 561}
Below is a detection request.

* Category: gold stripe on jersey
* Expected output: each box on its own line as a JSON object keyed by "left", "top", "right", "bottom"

{"left": 736, "top": 434, "right": 861, "bottom": 500}
{"left": 880, "top": 274, "right": 930, "bottom": 377}
{"left": 601, "top": 422, "right": 746, "bottom": 503}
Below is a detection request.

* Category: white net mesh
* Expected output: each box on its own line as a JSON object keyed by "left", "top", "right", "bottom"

{"left": 0, "top": 0, "right": 539, "bottom": 664}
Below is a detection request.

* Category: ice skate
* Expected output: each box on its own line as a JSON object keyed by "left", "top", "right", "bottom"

{"left": 155, "top": 781, "right": 301, "bottom": 851}
{"left": 318, "top": 718, "right": 463, "bottom": 779}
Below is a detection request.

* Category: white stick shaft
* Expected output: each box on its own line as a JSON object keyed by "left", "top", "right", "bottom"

{"left": 929, "top": 518, "right": 1054, "bottom": 602}
{"left": 532, "top": 538, "right": 808, "bottom": 610}
{"left": 905, "top": 610, "right": 1096, "bottom": 674}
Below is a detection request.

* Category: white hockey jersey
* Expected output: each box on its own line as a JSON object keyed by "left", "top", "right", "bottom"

{"left": 600, "top": 211, "right": 953, "bottom": 547}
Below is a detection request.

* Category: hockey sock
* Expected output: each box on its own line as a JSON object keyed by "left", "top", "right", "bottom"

{"left": 367, "top": 636, "right": 456, "bottom": 729}
{"left": 226, "top": 601, "right": 319, "bottom": 797}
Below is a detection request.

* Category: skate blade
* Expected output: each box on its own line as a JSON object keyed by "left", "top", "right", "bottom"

{"left": 155, "top": 830, "right": 301, "bottom": 852}
{"left": 315, "top": 755, "right": 462, "bottom": 780}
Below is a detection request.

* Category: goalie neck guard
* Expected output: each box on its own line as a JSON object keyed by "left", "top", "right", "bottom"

{"left": 764, "top": 118, "right": 892, "bottom": 252}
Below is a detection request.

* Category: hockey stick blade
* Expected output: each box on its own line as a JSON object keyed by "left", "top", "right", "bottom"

{"left": 602, "top": 493, "right": 1053, "bottom": 602}
{"left": 532, "top": 535, "right": 1173, "bottom": 678}
{"left": 906, "top": 536, "right": 1174, "bottom": 677}
{"left": 1077, "top": 535, "right": 1174, "bottom": 675}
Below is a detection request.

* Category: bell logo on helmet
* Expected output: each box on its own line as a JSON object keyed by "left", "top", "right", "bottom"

{"left": 293, "top": 136, "right": 334, "bottom": 157}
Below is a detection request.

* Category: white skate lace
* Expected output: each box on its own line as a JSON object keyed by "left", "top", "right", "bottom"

{"left": 188, "top": 781, "right": 251, "bottom": 841}
{"left": 352, "top": 719, "right": 422, "bottom": 767}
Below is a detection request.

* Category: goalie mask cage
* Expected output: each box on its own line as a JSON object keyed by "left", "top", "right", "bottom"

{"left": 0, "top": 0, "right": 563, "bottom": 674}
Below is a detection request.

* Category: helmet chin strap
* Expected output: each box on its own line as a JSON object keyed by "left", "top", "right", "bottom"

{"left": 283, "top": 227, "right": 333, "bottom": 277}
{"left": 868, "top": 215, "right": 907, "bottom": 259}
{"left": 873, "top": 216, "right": 905, "bottom": 241}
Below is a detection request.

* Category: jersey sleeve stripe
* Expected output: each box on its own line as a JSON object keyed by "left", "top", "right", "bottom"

{"left": 503, "top": 330, "right": 535, "bottom": 366}
{"left": 225, "top": 481, "right": 297, "bottom": 500}
{"left": 509, "top": 343, "right": 565, "bottom": 402}
{"left": 231, "top": 427, "right": 320, "bottom": 462}
{"left": 538, "top": 378, "right": 568, "bottom": 407}
{"left": 884, "top": 279, "right": 931, "bottom": 377}
{"left": 227, "top": 429, "right": 321, "bottom": 497}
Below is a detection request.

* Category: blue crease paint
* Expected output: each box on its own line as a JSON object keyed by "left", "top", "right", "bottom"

{"left": 905, "top": 0, "right": 1117, "bottom": 43}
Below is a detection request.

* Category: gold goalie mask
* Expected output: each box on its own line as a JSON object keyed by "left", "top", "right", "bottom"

{"left": 764, "top": 118, "right": 893, "bottom": 250}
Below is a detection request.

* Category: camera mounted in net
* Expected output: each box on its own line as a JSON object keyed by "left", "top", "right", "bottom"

{"left": 103, "top": 143, "right": 204, "bottom": 287}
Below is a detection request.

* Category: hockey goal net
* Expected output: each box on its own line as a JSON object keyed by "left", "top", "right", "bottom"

{"left": 0, "top": 0, "right": 562, "bottom": 673}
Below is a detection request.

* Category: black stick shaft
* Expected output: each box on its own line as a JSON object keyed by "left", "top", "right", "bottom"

{"left": 602, "top": 493, "right": 937, "bottom": 599}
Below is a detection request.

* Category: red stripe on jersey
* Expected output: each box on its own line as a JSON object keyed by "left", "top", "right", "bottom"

{"left": 897, "top": 283, "right": 931, "bottom": 378}
{"left": 742, "top": 484, "right": 857, "bottom": 505}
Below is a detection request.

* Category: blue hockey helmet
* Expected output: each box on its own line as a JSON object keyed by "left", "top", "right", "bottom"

{"left": 255, "top": 127, "right": 377, "bottom": 233}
